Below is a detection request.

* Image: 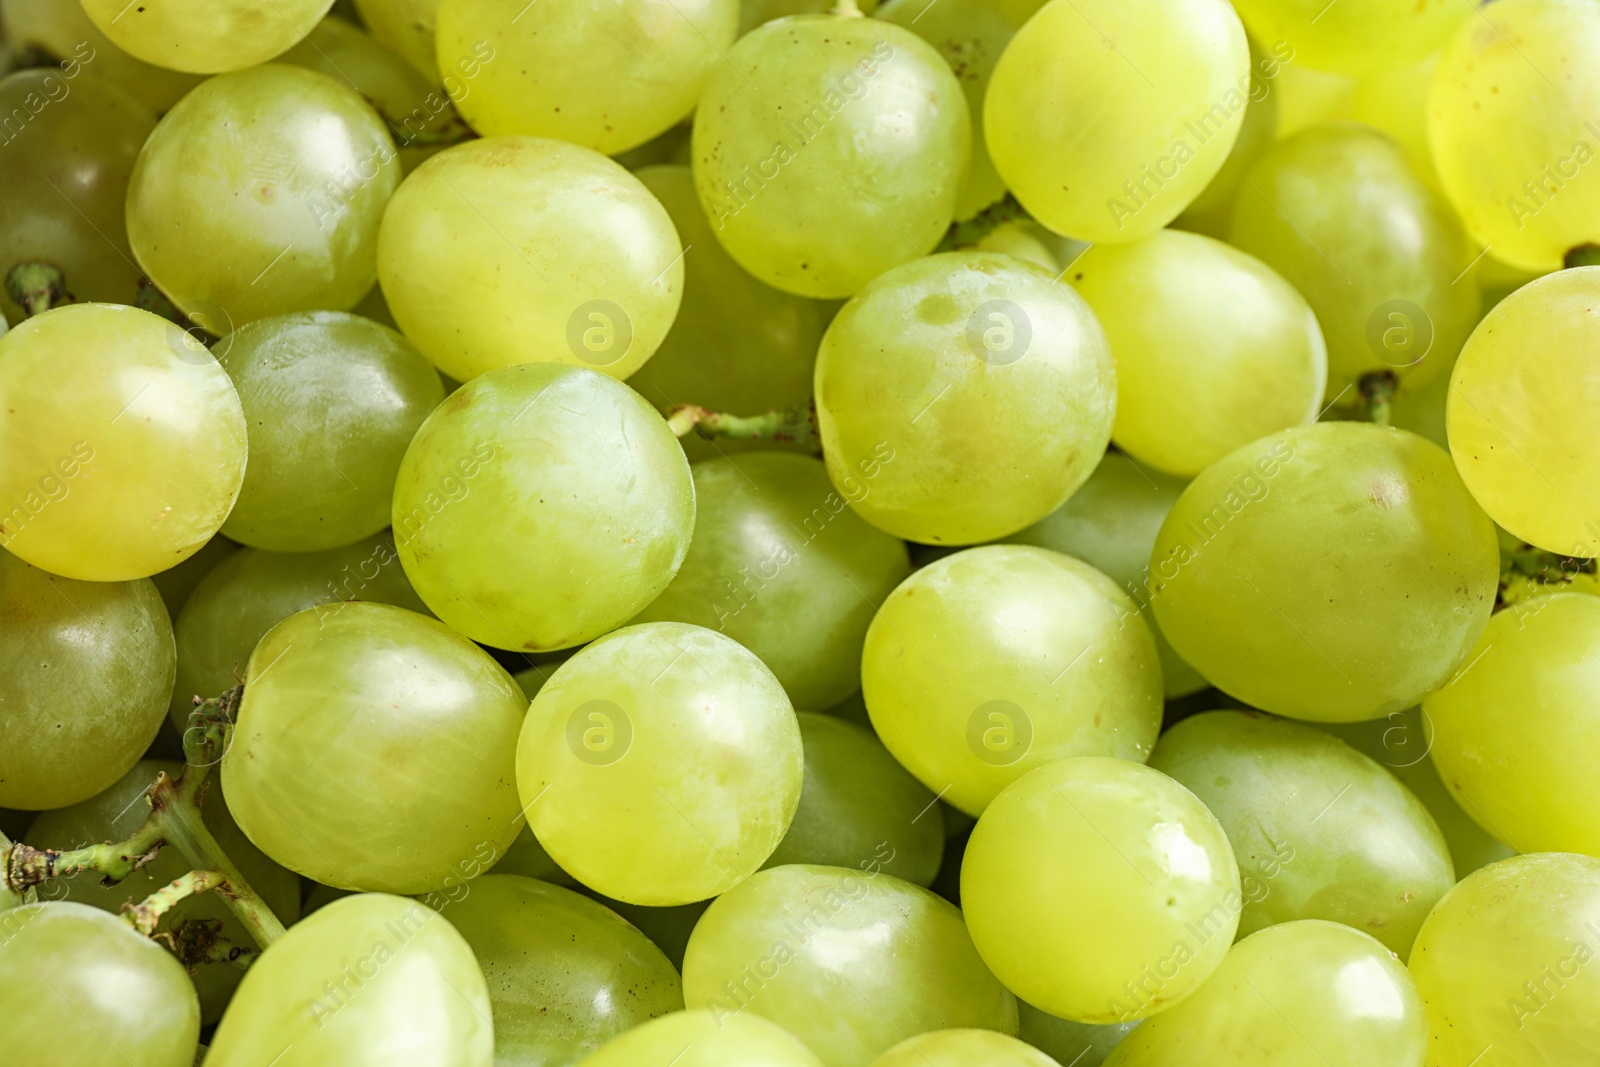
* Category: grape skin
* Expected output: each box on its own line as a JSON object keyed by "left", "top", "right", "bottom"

{"left": 79, "top": 0, "right": 332, "bottom": 74}
{"left": 1015, "top": 1003, "right": 1138, "bottom": 1067}
{"left": 352, "top": 0, "right": 442, "bottom": 80}
{"left": 1228, "top": 0, "right": 1469, "bottom": 78}
{"left": 578, "top": 1009, "right": 826, "bottom": 1066}
{"left": 869, "top": 1028, "right": 1061, "bottom": 1067}
{"left": 0, "top": 0, "right": 204, "bottom": 112}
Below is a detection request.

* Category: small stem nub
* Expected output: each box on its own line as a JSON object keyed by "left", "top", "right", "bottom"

{"left": 1359, "top": 370, "right": 1399, "bottom": 427}
{"left": 5, "top": 262, "right": 73, "bottom": 317}
{"left": 832, "top": 0, "right": 864, "bottom": 15}
{"left": 1565, "top": 243, "right": 1600, "bottom": 269}
{"left": 123, "top": 870, "right": 227, "bottom": 936}
{"left": 937, "top": 194, "right": 1030, "bottom": 254}
{"left": 668, "top": 400, "right": 820, "bottom": 454}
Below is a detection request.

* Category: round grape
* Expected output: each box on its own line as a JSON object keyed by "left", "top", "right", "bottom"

{"left": 578, "top": 1010, "right": 825, "bottom": 1067}
{"left": 80, "top": 0, "right": 332, "bottom": 74}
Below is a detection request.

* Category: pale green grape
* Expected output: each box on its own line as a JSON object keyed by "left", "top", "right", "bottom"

{"left": 1228, "top": 124, "right": 1479, "bottom": 400}
{"left": 1104, "top": 920, "right": 1425, "bottom": 1066}
{"left": 1346, "top": 55, "right": 1438, "bottom": 181}
{"left": 127, "top": 65, "right": 399, "bottom": 331}
{"left": 577, "top": 1009, "right": 825, "bottom": 1067}
{"left": 879, "top": 0, "right": 1020, "bottom": 220}
{"left": 0, "top": 304, "right": 247, "bottom": 581}
{"left": 0, "top": 0, "right": 203, "bottom": 112}
{"left": 0, "top": 552, "right": 172, "bottom": 810}
{"left": 168, "top": 532, "right": 428, "bottom": 730}
{"left": 683, "top": 864, "right": 1017, "bottom": 1066}
{"left": 222, "top": 602, "right": 527, "bottom": 893}
{"left": 150, "top": 536, "right": 241, "bottom": 616}
{"left": 1068, "top": 230, "right": 1324, "bottom": 477}
{"left": 626, "top": 165, "right": 832, "bottom": 463}
{"left": 762, "top": 712, "right": 944, "bottom": 886}
{"left": 352, "top": 0, "right": 440, "bottom": 79}
{"left": 1231, "top": 0, "right": 1467, "bottom": 77}
{"left": 0, "top": 69, "right": 154, "bottom": 323}
{"left": 0, "top": 902, "right": 200, "bottom": 1067}
{"left": 870, "top": 1030, "right": 1059, "bottom": 1067}
{"left": 1149, "top": 423, "right": 1499, "bottom": 722}
{"left": 632, "top": 453, "right": 910, "bottom": 710}
{"left": 1174, "top": 37, "right": 1288, "bottom": 235}
{"left": 1447, "top": 268, "right": 1600, "bottom": 556}
{"left": 436, "top": 0, "right": 736, "bottom": 154}
{"left": 80, "top": 0, "right": 332, "bottom": 74}
{"left": 1273, "top": 63, "right": 1355, "bottom": 137}
{"left": 206, "top": 893, "right": 492, "bottom": 1067}
{"left": 1016, "top": 1003, "right": 1137, "bottom": 1067}
{"left": 985, "top": 0, "right": 1248, "bottom": 243}
{"left": 1003, "top": 451, "right": 1207, "bottom": 699}
{"left": 862, "top": 546, "right": 1162, "bottom": 816}
{"left": 216, "top": 312, "right": 444, "bottom": 552}
{"left": 25, "top": 760, "right": 301, "bottom": 1022}
{"left": 1409, "top": 853, "right": 1600, "bottom": 1066}
{"left": 1149, "top": 710, "right": 1454, "bottom": 958}
{"left": 973, "top": 222, "right": 1058, "bottom": 271}
{"left": 1431, "top": 0, "right": 1600, "bottom": 272}
{"left": 814, "top": 251, "right": 1114, "bottom": 544}
{"left": 392, "top": 363, "right": 694, "bottom": 651}
{"left": 692, "top": 15, "right": 969, "bottom": 298}
{"left": 517, "top": 622, "right": 802, "bottom": 905}
{"left": 1424, "top": 593, "right": 1600, "bottom": 856}
{"left": 962, "top": 757, "right": 1239, "bottom": 1023}
{"left": 425, "top": 875, "right": 681, "bottom": 1064}
{"left": 378, "top": 137, "right": 684, "bottom": 382}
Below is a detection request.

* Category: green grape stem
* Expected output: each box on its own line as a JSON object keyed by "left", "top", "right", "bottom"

{"left": 1359, "top": 370, "right": 1398, "bottom": 427}
{"left": 1564, "top": 243, "right": 1600, "bottom": 269}
{"left": 4, "top": 261, "right": 74, "bottom": 317}
{"left": 832, "top": 0, "right": 864, "bottom": 16}
{"left": 936, "top": 193, "right": 1030, "bottom": 253}
{"left": 667, "top": 401, "right": 821, "bottom": 453}
{"left": 122, "top": 869, "right": 228, "bottom": 937}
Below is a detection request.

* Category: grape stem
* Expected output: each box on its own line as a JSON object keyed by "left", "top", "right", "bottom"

{"left": 832, "top": 0, "right": 863, "bottom": 16}
{"left": 1359, "top": 370, "right": 1398, "bottom": 427}
{"left": 122, "top": 869, "right": 227, "bottom": 937}
{"left": 936, "top": 194, "right": 1030, "bottom": 254}
{"left": 0, "top": 686, "right": 288, "bottom": 950}
{"left": 165, "top": 918, "right": 257, "bottom": 971}
{"left": 1565, "top": 243, "right": 1600, "bottom": 269}
{"left": 4, "top": 261, "right": 73, "bottom": 317}
{"left": 667, "top": 400, "right": 821, "bottom": 453}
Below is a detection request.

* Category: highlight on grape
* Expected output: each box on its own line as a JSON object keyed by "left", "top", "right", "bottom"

{"left": 3, "top": 0, "right": 1600, "bottom": 1065}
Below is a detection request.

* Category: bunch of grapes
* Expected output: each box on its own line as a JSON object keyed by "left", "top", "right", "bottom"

{"left": 2, "top": 0, "right": 1599, "bottom": 1065}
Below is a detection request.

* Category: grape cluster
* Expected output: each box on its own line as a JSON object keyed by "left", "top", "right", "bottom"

{"left": 1, "top": 0, "right": 1598, "bottom": 1065}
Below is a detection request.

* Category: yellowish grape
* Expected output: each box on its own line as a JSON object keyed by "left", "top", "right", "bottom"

{"left": 870, "top": 1029, "right": 1060, "bottom": 1067}
{"left": 352, "top": 0, "right": 441, "bottom": 79}
{"left": 80, "top": 0, "right": 332, "bottom": 74}
{"left": 576, "top": 1009, "right": 825, "bottom": 1067}
{"left": 1229, "top": 0, "right": 1468, "bottom": 77}
{"left": 0, "top": 0, "right": 203, "bottom": 112}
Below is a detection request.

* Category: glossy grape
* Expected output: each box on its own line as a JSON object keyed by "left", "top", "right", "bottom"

{"left": 692, "top": 14, "right": 969, "bottom": 298}
{"left": 222, "top": 602, "right": 527, "bottom": 894}
{"left": 127, "top": 64, "right": 399, "bottom": 332}
{"left": 632, "top": 453, "right": 909, "bottom": 710}
{"left": 80, "top": 0, "right": 331, "bottom": 74}
{"left": 352, "top": 0, "right": 441, "bottom": 79}
{"left": 814, "top": 251, "right": 1115, "bottom": 544}
{"left": 962, "top": 757, "right": 1240, "bottom": 1023}
{"left": 683, "top": 864, "right": 1018, "bottom": 1066}
{"left": 985, "top": 0, "right": 1249, "bottom": 243}
{"left": 0, "top": 303, "right": 247, "bottom": 581}
{"left": 216, "top": 311, "right": 444, "bottom": 552}
{"left": 577, "top": 1009, "right": 825, "bottom": 1067}
{"left": 1229, "top": 0, "right": 1468, "bottom": 78}
{"left": 517, "top": 622, "right": 803, "bottom": 905}
{"left": 0, "top": 0, "right": 203, "bottom": 112}
{"left": 1149, "top": 423, "right": 1499, "bottom": 722}
{"left": 870, "top": 1029, "right": 1059, "bottom": 1067}
{"left": 392, "top": 362, "right": 694, "bottom": 651}
{"left": 1016, "top": 1003, "right": 1137, "bottom": 1067}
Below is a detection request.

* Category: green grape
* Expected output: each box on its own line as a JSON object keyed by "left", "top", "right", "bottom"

{"left": 80, "top": 0, "right": 332, "bottom": 74}
{"left": 1016, "top": 1003, "right": 1137, "bottom": 1067}
{"left": 0, "top": 901, "right": 201, "bottom": 1067}
{"left": 0, "top": 550, "right": 173, "bottom": 810}
{"left": 1346, "top": 55, "right": 1438, "bottom": 182}
{"left": 1272, "top": 63, "right": 1355, "bottom": 137}
{"left": 150, "top": 536, "right": 241, "bottom": 616}
{"left": 0, "top": 0, "right": 203, "bottom": 112}
{"left": 1447, "top": 268, "right": 1600, "bottom": 556}
{"left": 1149, "top": 423, "right": 1499, "bottom": 722}
{"left": 762, "top": 712, "right": 944, "bottom": 886}
{"left": 1174, "top": 37, "right": 1287, "bottom": 235}
{"left": 862, "top": 546, "right": 1163, "bottom": 816}
{"left": 1002, "top": 451, "right": 1207, "bottom": 699}
{"left": 0, "top": 304, "right": 246, "bottom": 581}
{"left": 577, "top": 1009, "right": 825, "bottom": 1067}
{"left": 1409, "top": 853, "right": 1600, "bottom": 1065}
{"left": 962, "top": 757, "right": 1239, "bottom": 1023}
{"left": 25, "top": 760, "right": 301, "bottom": 1022}
{"left": 625, "top": 165, "right": 832, "bottom": 463}
{"left": 0, "top": 69, "right": 153, "bottom": 323}
{"left": 352, "top": 0, "right": 440, "bottom": 79}
{"left": 1103, "top": 920, "right": 1426, "bottom": 1066}
{"left": 814, "top": 251, "right": 1114, "bottom": 544}
{"left": 378, "top": 137, "right": 684, "bottom": 382}
{"left": 632, "top": 453, "right": 910, "bottom": 710}
{"left": 1068, "top": 230, "right": 1325, "bottom": 477}
{"left": 1230, "top": 0, "right": 1467, "bottom": 77}
{"left": 216, "top": 312, "right": 444, "bottom": 552}
{"left": 1228, "top": 124, "right": 1479, "bottom": 400}
{"left": 436, "top": 0, "right": 737, "bottom": 154}
{"left": 517, "top": 622, "right": 803, "bottom": 905}
{"left": 392, "top": 363, "right": 694, "bottom": 651}
{"left": 222, "top": 602, "right": 527, "bottom": 893}
{"left": 879, "top": 0, "right": 1020, "bottom": 220}
{"left": 168, "top": 532, "right": 428, "bottom": 730}
{"left": 692, "top": 14, "right": 969, "bottom": 298}
{"left": 488, "top": 825, "right": 576, "bottom": 887}
{"left": 985, "top": 0, "right": 1248, "bottom": 243}
{"left": 1316, "top": 707, "right": 1516, "bottom": 878}
{"left": 591, "top": 896, "right": 712, "bottom": 971}
{"left": 1149, "top": 710, "right": 1454, "bottom": 958}
{"left": 870, "top": 1029, "right": 1059, "bottom": 1067}
{"left": 1430, "top": 0, "right": 1600, "bottom": 272}
{"left": 973, "top": 222, "right": 1059, "bottom": 272}
{"left": 425, "top": 875, "right": 681, "bottom": 1064}
{"left": 205, "top": 893, "right": 493, "bottom": 1066}
{"left": 683, "top": 864, "right": 1018, "bottom": 1066}
{"left": 127, "top": 64, "right": 399, "bottom": 332}
{"left": 1424, "top": 593, "right": 1600, "bottom": 856}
